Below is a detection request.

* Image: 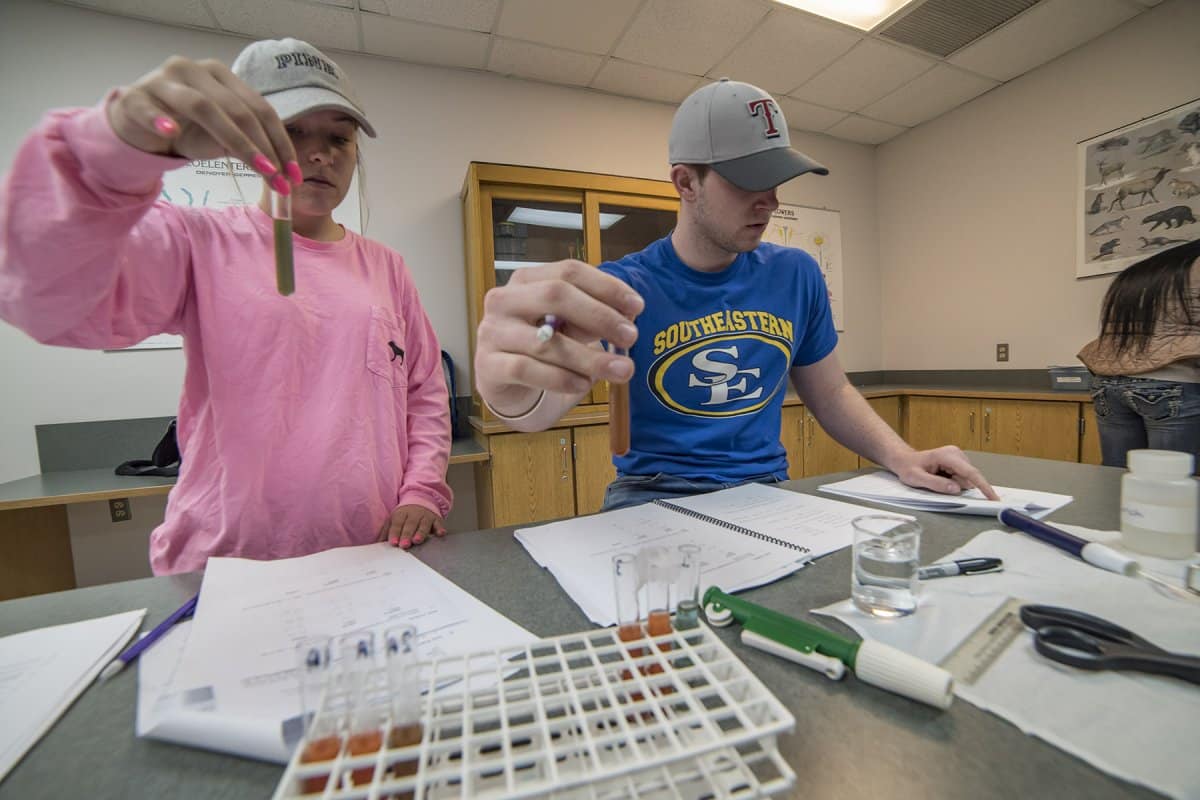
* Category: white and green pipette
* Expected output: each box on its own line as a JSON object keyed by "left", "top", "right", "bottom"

{"left": 702, "top": 587, "right": 954, "bottom": 709}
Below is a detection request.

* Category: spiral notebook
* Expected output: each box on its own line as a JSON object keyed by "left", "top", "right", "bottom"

{"left": 515, "top": 482, "right": 872, "bottom": 626}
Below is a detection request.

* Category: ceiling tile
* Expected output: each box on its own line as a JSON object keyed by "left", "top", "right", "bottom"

{"left": 64, "top": 0, "right": 214, "bottom": 27}
{"left": 860, "top": 64, "right": 998, "bottom": 127}
{"left": 613, "top": 0, "right": 769, "bottom": 76}
{"left": 496, "top": 0, "right": 641, "bottom": 55}
{"left": 362, "top": 15, "right": 490, "bottom": 69}
{"left": 775, "top": 96, "right": 849, "bottom": 133}
{"left": 358, "top": 0, "right": 499, "bottom": 32}
{"left": 207, "top": 0, "right": 359, "bottom": 52}
{"left": 488, "top": 39, "right": 604, "bottom": 87}
{"left": 590, "top": 60, "right": 703, "bottom": 105}
{"left": 789, "top": 38, "right": 935, "bottom": 112}
{"left": 948, "top": 0, "right": 1139, "bottom": 82}
{"left": 707, "top": 8, "right": 862, "bottom": 95}
{"left": 824, "top": 114, "right": 907, "bottom": 145}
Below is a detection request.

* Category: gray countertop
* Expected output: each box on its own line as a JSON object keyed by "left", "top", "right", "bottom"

{"left": 0, "top": 452, "right": 1148, "bottom": 799}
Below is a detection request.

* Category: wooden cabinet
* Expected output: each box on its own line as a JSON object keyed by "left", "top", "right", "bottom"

{"left": 1080, "top": 403, "right": 1103, "bottom": 465}
{"left": 474, "top": 429, "right": 576, "bottom": 528}
{"left": 462, "top": 163, "right": 679, "bottom": 421}
{"left": 781, "top": 406, "right": 805, "bottom": 480}
{"left": 860, "top": 396, "right": 902, "bottom": 468}
{"left": 802, "top": 410, "right": 859, "bottom": 477}
{"left": 907, "top": 396, "right": 1082, "bottom": 461}
{"left": 573, "top": 424, "right": 617, "bottom": 515}
{"left": 473, "top": 423, "right": 619, "bottom": 527}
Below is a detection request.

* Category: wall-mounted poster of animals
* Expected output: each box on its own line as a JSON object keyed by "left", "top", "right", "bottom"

{"left": 1077, "top": 98, "right": 1200, "bottom": 278}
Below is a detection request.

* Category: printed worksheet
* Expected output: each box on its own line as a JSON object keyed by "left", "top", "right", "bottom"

{"left": 140, "top": 544, "right": 534, "bottom": 762}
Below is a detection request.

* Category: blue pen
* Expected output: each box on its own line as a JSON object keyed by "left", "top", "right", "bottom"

{"left": 99, "top": 593, "right": 199, "bottom": 681}
{"left": 997, "top": 508, "right": 1138, "bottom": 576}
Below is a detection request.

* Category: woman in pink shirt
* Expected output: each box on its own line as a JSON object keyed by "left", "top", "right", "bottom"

{"left": 0, "top": 38, "right": 453, "bottom": 574}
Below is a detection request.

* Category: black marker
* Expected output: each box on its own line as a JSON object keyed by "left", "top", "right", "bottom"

{"left": 917, "top": 558, "right": 1003, "bottom": 580}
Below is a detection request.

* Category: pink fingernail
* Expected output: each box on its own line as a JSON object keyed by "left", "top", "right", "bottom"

{"left": 399, "top": 538, "right": 412, "bottom": 550}
{"left": 252, "top": 153, "right": 278, "bottom": 177}
{"left": 388, "top": 536, "right": 399, "bottom": 546}
{"left": 286, "top": 161, "right": 303, "bottom": 186}
{"left": 153, "top": 116, "right": 178, "bottom": 136}
{"left": 269, "top": 174, "right": 291, "bottom": 195}
{"left": 413, "top": 534, "right": 425, "bottom": 545}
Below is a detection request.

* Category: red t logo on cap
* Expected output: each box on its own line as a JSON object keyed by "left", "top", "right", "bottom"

{"left": 747, "top": 99, "right": 781, "bottom": 139}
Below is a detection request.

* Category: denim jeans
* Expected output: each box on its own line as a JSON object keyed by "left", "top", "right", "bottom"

{"left": 601, "top": 471, "right": 789, "bottom": 512}
{"left": 1091, "top": 376, "right": 1200, "bottom": 468}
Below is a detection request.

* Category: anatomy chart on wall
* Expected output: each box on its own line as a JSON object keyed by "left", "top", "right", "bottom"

{"left": 117, "top": 159, "right": 362, "bottom": 350}
{"left": 762, "top": 204, "right": 844, "bottom": 330}
{"left": 1077, "top": 98, "right": 1200, "bottom": 279}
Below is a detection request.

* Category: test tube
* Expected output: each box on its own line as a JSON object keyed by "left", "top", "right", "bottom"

{"left": 296, "top": 636, "right": 339, "bottom": 795}
{"left": 640, "top": 547, "right": 673, "bottom": 670}
{"left": 339, "top": 631, "right": 381, "bottom": 787}
{"left": 675, "top": 544, "right": 701, "bottom": 630}
{"left": 608, "top": 346, "right": 630, "bottom": 456}
{"left": 612, "top": 552, "right": 642, "bottom": 651}
{"left": 272, "top": 189, "right": 294, "bottom": 296}
{"left": 384, "top": 625, "right": 423, "bottom": 793}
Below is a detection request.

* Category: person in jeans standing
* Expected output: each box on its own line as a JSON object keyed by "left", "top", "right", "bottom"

{"left": 1078, "top": 238, "right": 1200, "bottom": 468}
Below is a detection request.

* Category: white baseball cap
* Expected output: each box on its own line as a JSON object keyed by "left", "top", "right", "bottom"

{"left": 232, "top": 38, "right": 376, "bottom": 138}
{"left": 669, "top": 78, "right": 827, "bottom": 191}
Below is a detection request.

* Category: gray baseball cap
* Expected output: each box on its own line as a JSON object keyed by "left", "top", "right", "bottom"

{"left": 669, "top": 78, "right": 827, "bottom": 191}
{"left": 231, "top": 38, "right": 376, "bottom": 138}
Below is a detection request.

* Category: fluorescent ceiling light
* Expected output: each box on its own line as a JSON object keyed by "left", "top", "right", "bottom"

{"left": 506, "top": 207, "right": 624, "bottom": 230}
{"left": 771, "top": 0, "right": 919, "bottom": 31}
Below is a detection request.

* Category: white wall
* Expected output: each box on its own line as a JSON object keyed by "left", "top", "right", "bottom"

{"left": 877, "top": 0, "right": 1200, "bottom": 371}
{"left": 0, "top": 0, "right": 877, "bottom": 581}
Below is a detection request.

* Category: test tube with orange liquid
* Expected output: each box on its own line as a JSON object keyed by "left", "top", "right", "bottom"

{"left": 384, "top": 624, "right": 423, "bottom": 796}
{"left": 339, "top": 631, "right": 382, "bottom": 788}
{"left": 296, "top": 636, "right": 339, "bottom": 795}
{"left": 612, "top": 552, "right": 644, "bottom": 702}
{"left": 608, "top": 347, "right": 630, "bottom": 456}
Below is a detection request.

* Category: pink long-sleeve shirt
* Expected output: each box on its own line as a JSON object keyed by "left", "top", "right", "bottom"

{"left": 0, "top": 104, "right": 453, "bottom": 574}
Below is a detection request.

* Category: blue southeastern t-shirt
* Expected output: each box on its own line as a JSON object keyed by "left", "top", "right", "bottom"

{"left": 600, "top": 235, "right": 838, "bottom": 482}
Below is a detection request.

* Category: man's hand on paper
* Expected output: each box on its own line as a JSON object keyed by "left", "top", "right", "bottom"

{"left": 890, "top": 445, "right": 1001, "bottom": 501}
{"left": 380, "top": 504, "right": 447, "bottom": 549}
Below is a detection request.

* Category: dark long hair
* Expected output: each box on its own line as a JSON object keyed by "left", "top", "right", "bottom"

{"left": 1099, "top": 238, "right": 1200, "bottom": 355}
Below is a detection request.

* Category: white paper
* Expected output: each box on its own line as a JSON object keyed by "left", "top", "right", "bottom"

{"left": 813, "top": 526, "right": 1200, "bottom": 800}
{"left": 0, "top": 609, "right": 145, "bottom": 781}
{"left": 516, "top": 483, "right": 867, "bottom": 626}
{"left": 819, "top": 471, "right": 1072, "bottom": 518}
{"left": 138, "top": 544, "right": 536, "bottom": 763}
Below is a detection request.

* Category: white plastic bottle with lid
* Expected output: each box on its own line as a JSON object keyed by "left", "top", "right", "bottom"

{"left": 1120, "top": 449, "right": 1199, "bottom": 559}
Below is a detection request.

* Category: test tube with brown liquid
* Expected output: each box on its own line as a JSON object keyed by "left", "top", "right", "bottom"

{"left": 608, "top": 347, "right": 630, "bottom": 456}
{"left": 295, "top": 636, "right": 339, "bottom": 795}
{"left": 384, "top": 625, "right": 422, "bottom": 798}
{"left": 612, "top": 552, "right": 644, "bottom": 703}
{"left": 272, "top": 189, "right": 294, "bottom": 296}
{"left": 339, "top": 631, "right": 381, "bottom": 787}
{"left": 640, "top": 547, "right": 674, "bottom": 697}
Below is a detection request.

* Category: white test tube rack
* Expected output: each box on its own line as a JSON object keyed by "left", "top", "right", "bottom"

{"left": 273, "top": 621, "right": 796, "bottom": 799}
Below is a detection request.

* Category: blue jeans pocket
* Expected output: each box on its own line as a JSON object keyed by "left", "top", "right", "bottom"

{"left": 1126, "top": 384, "right": 1181, "bottom": 421}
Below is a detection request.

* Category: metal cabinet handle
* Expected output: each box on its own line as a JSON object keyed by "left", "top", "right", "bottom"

{"left": 983, "top": 409, "right": 991, "bottom": 442}
{"left": 560, "top": 437, "right": 569, "bottom": 479}
{"left": 969, "top": 411, "right": 975, "bottom": 433}
{"left": 806, "top": 414, "right": 815, "bottom": 447}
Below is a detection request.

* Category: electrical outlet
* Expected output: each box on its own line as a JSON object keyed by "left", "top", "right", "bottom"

{"left": 996, "top": 343, "right": 1009, "bottom": 362}
{"left": 109, "top": 497, "right": 132, "bottom": 523}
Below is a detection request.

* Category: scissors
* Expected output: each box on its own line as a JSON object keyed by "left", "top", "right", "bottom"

{"left": 1019, "top": 604, "right": 1200, "bottom": 686}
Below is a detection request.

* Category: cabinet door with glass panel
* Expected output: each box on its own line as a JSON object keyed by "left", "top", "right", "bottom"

{"left": 462, "top": 163, "right": 679, "bottom": 423}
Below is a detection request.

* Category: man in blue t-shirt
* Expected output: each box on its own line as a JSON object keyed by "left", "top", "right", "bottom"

{"left": 474, "top": 79, "right": 998, "bottom": 509}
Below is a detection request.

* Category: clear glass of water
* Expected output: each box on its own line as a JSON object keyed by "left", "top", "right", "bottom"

{"left": 851, "top": 515, "right": 921, "bottom": 618}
